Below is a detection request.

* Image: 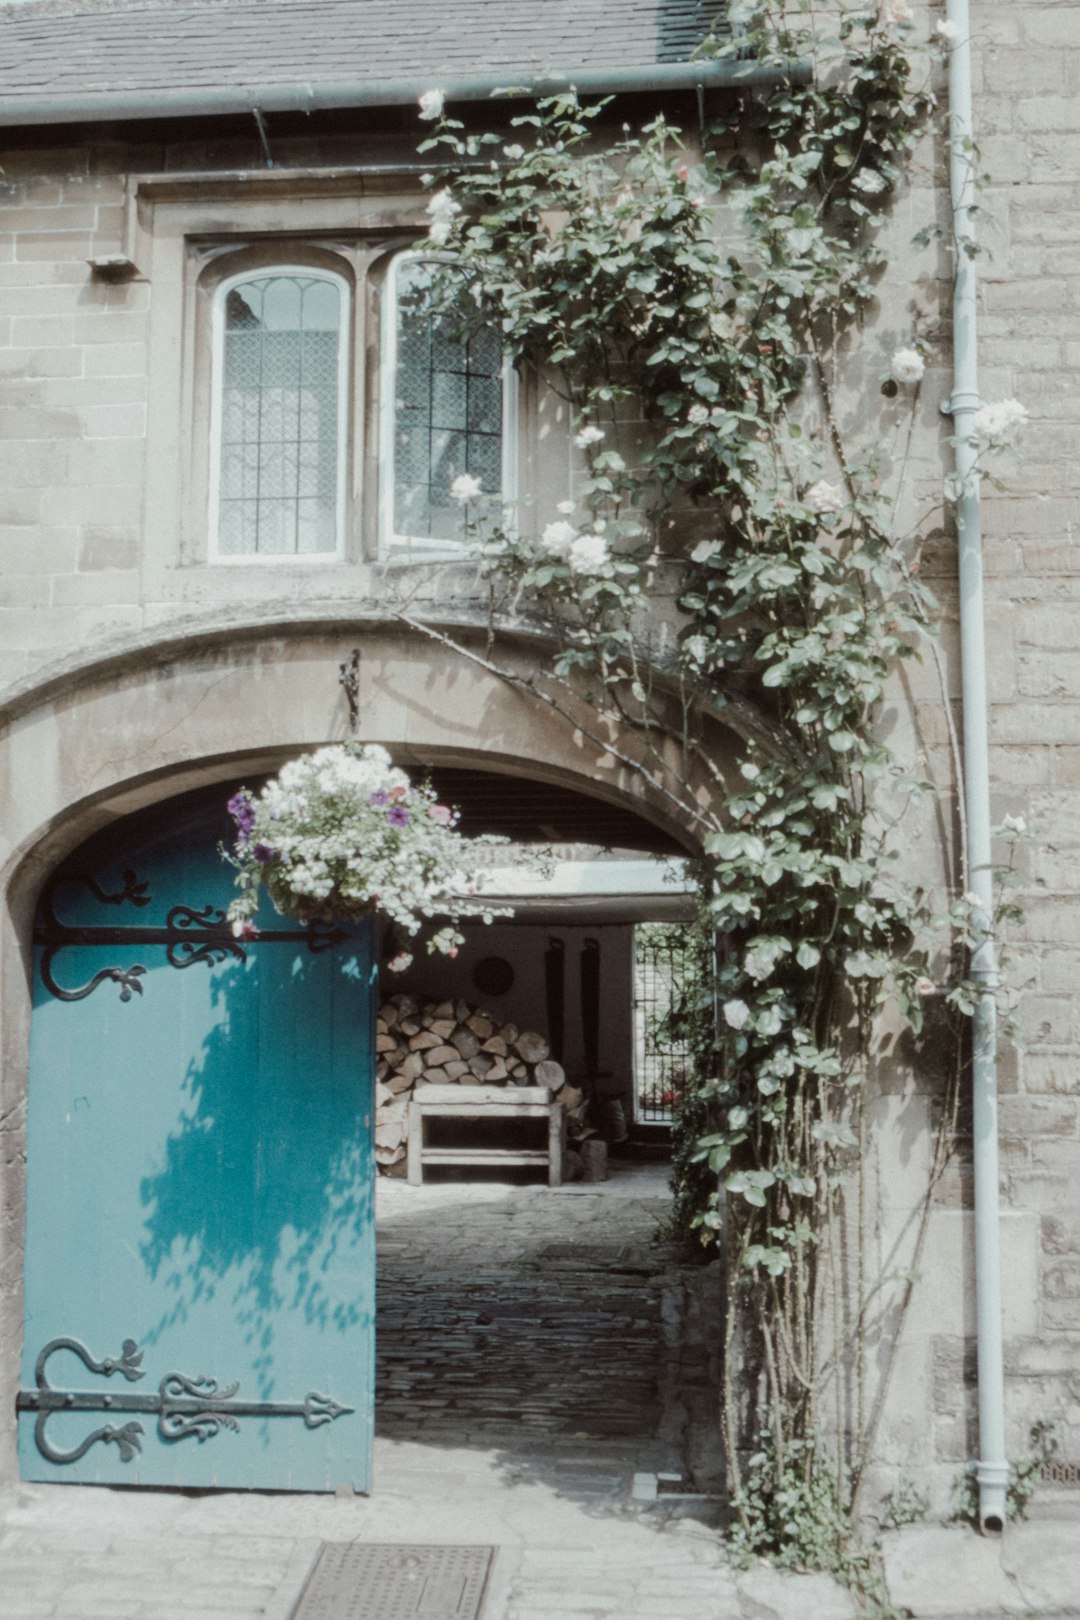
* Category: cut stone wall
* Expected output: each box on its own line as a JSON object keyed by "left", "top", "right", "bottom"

{"left": 0, "top": 3, "right": 1078, "bottom": 1500}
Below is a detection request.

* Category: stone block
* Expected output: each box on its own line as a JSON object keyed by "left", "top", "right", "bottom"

{"left": 1030, "top": 1137, "right": 1080, "bottom": 1174}
{"left": 1020, "top": 995, "right": 1074, "bottom": 1047}
{"left": 882, "top": 1526, "right": 1018, "bottom": 1618}
{"left": 9, "top": 313, "right": 73, "bottom": 347}
{"left": 82, "top": 403, "right": 147, "bottom": 439}
{"left": 1023, "top": 1049, "right": 1080, "bottom": 1088}
{"left": 78, "top": 527, "right": 140, "bottom": 572}
{"left": 14, "top": 230, "right": 94, "bottom": 263}
{"left": 998, "top": 1096, "right": 1078, "bottom": 1139}
{"left": 83, "top": 341, "right": 148, "bottom": 377}
{"left": 1041, "top": 1212, "right": 1080, "bottom": 1256}
{"left": 1044, "top": 1296, "right": 1080, "bottom": 1330}
{"left": 1043, "top": 1258, "right": 1080, "bottom": 1299}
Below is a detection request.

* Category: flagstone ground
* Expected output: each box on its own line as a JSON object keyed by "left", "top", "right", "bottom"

{"left": 0, "top": 1165, "right": 1076, "bottom": 1619}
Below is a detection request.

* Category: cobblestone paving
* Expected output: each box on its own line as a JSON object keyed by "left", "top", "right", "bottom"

{"left": 19, "top": 1167, "right": 1063, "bottom": 1620}
{"left": 374, "top": 1161, "right": 721, "bottom": 1493}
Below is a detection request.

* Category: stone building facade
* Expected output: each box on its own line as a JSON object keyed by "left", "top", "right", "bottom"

{"left": 0, "top": 0, "right": 1076, "bottom": 1514}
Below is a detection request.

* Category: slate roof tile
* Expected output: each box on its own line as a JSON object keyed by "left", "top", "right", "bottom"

{"left": 0, "top": 0, "right": 726, "bottom": 103}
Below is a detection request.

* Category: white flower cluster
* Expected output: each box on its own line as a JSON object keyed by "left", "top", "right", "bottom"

{"left": 803, "top": 479, "right": 845, "bottom": 515}
{"left": 426, "top": 188, "right": 461, "bottom": 246}
{"left": 224, "top": 743, "right": 504, "bottom": 959}
{"left": 890, "top": 347, "right": 925, "bottom": 385}
{"left": 973, "top": 397, "right": 1029, "bottom": 447}
{"left": 450, "top": 473, "right": 482, "bottom": 503}
{"left": 537, "top": 519, "right": 611, "bottom": 574}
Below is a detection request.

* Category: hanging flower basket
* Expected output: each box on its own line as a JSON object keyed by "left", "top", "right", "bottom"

{"left": 223, "top": 743, "right": 502, "bottom": 960}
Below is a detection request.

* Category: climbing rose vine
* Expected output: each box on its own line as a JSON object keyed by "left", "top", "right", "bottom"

{"left": 402, "top": 0, "right": 1030, "bottom": 1597}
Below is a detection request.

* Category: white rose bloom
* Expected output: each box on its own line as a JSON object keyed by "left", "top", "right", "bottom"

{"left": 556, "top": 499, "right": 577, "bottom": 515}
{"left": 723, "top": 998, "right": 751, "bottom": 1030}
{"left": 756, "top": 1005, "right": 783, "bottom": 1037}
{"left": 890, "top": 347, "right": 925, "bottom": 385}
{"left": 568, "top": 533, "right": 610, "bottom": 574}
{"left": 878, "top": 0, "right": 913, "bottom": 24}
{"left": 682, "top": 635, "right": 709, "bottom": 666}
{"left": 688, "top": 403, "right": 710, "bottom": 425}
{"left": 450, "top": 473, "right": 482, "bottom": 503}
{"left": 804, "top": 479, "right": 844, "bottom": 514}
{"left": 418, "top": 89, "right": 445, "bottom": 121}
{"left": 1002, "top": 813, "right": 1027, "bottom": 833}
{"left": 426, "top": 187, "right": 461, "bottom": 246}
{"left": 935, "top": 18, "right": 960, "bottom": 42}
{"left": 503, "top": 143, "right": 525, "bottom": 160}
{"left": 852, "top": 169, "right": 886, "bottom": 195}
{"left": 540, "top": 520, "right": 577, "bottom": 557}
{"left": 973, "top": 398, "right": 1028, "bottom": 446}
{"left": 691, "top": 539, "right": 719, "bottom": 563}
{"left": 740, "top": 760, "right": 761, "bottom": 781}
{"left": 574, "top": 424, "right": 605, "bottom": 448}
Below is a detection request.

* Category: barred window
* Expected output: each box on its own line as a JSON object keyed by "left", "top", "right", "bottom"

{"left": 382, "top": 256, "right": 511, "bottom": 549}
{"left": 211, "top": 270, "right": 347, "bottom": 559}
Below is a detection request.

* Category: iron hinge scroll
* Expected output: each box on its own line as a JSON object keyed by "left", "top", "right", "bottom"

{"left": 16, "top": 1337, "right": 353, "bottom": 1466}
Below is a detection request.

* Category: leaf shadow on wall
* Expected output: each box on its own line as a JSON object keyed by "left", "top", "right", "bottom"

{"left": 137, "top": 951, "right": 374, "bottom": 1403}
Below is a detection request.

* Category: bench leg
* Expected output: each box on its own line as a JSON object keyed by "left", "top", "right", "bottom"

{"left": 407, "top": 1102, "right": 424, "bottom": 1186}
{"left": 548, "top": 1104, "right": 564, "bottom": 1187}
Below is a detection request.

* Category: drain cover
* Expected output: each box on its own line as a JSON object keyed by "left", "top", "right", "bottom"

{"left": 292, "top": 1543, "right": 495, "bottom": 1620}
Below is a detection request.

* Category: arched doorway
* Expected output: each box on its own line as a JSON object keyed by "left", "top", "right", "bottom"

{"left": 1, "top": 623, "right": 739, "bottom": 1487}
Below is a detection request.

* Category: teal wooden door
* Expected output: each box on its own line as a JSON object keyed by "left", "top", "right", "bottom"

{"left": 18, "top": 789, "right": 377, "bottom": 1491}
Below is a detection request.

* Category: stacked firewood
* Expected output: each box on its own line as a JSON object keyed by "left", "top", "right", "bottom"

{"left": 374, "top": 993, "right": 567, "bottom": 1171}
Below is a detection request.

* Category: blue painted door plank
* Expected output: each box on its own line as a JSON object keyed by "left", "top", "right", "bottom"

{"left": 20, "top": 798, "right": 376, "bottom": 1491}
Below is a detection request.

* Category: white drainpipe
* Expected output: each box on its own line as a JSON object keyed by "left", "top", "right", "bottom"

{"left": 946, "top": 0, "right": 1009, "bottom": 1535}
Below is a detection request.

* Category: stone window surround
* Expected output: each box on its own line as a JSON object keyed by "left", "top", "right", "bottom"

{"left": 133, "top": 169, "right": 537, "bottom": 604}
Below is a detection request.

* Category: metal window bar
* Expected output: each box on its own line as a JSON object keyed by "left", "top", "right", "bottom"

{"left": 633, "top": 924, "right": 695, "bottom": 1125}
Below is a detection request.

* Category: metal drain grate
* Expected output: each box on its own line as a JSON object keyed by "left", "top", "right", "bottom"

{"left": 291, "top": 1543, "right": 495, "bottom": 1620}
{"left": 1041, "top": 1458, "right": 1080, "bottom": 1489}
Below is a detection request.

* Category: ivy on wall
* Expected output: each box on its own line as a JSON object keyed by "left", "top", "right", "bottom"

{"left": 407, "top": 1, "right": 1025, "bottom": 1597}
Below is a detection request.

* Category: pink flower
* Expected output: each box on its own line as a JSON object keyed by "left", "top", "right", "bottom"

{"left": 388, "top": 952, "right": 413, "bottom": 973}
{"left": 428, "top": 803, "right": 453, "bottom": 825}
{"left": 914, "top": 976, "right": 935, "bottom": 997}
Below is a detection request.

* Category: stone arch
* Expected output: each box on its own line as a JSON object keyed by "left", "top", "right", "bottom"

{"left": 0, "top": 617, "right": 751, "bottom": 1478}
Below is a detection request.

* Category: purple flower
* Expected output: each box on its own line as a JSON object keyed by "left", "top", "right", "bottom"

{"left": 387, "top": 804, "right": 410, "bottom": 828}
{"left": 369, "top": 789, "right": 389, "bottom": 806}
{"left": 252, "top": 843, "right": 276, "bottom": 864}
{"left": 227, "top": 790, "right": 257, "bottom": 846}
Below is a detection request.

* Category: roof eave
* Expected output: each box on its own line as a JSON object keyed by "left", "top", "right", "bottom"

{"left": 0, "top": 56, "right": 812, "bottom": 129}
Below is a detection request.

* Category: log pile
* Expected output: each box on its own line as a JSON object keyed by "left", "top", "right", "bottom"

{"left": 374, "top": 992, "right": 568, "bottom": 1172}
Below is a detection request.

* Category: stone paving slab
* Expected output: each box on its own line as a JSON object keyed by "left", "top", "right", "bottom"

{"left": 2, "top": 1172, "right": 1075, "bottom": 1620}
{"left": 882, "top": 1523, "right": 1080, "bottom": 1617}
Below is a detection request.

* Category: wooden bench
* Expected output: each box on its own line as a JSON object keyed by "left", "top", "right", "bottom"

{"left": 406, "top": 1085, "right": 566, "bottom": 1187}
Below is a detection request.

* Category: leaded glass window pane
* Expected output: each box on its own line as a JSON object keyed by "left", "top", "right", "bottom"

{"left": 216, "top": 272, "right": 342, "bottom": 557}
{"left": 392, "top": 258, "right": 503, "bottom": 545}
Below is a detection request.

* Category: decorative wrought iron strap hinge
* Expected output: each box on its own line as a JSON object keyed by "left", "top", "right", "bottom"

{"left": 16, "top": 1337, "right": 353, "bottom": 1467}
{"left": 33, "top": 870, "right": 346, "bottom": 1001}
